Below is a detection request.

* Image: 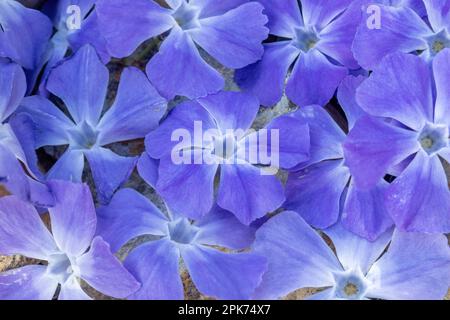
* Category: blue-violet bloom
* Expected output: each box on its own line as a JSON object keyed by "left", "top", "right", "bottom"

{"left": 0, "top": 180, "right": 140, "bottom": 300}
{"left": 344, "top": 50, "right": 450, "bottom": 232}
{"left": 97, "top": 187, "right": 267, "bottom": 300}
{"left": 235, "top": 0, "right": 365, "bottom": 107}
{"left": 96, "top": 0, "right": 269, "bottom": 99}
{"left": 144, "top": 90, "right": 310, "bottom": 225}
{"left": 19, "top": 45, "right": 167, "bottom": 204}
{"left": 253, "top": 211, "right": 450, "bottom": 300}
{"left": 353, "top": 0, "right": 450, "bottom": 69}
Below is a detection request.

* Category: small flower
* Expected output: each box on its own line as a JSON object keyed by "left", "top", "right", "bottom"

{"left": 19, "top": 45, "right": 167, "bottom": 204}
{"left": 344, "top": 50, "right": 450, "bottom": 232}
{"left": 96, "top": 187, "right": 267, "bottom": 300}
{"left": 96, "top": 0, "right": 269, "bottom": 99}
{"left": 353, "top": 0, "right": 450, "bottom": 69}
{"left": 252, "top": 211, "right": 450, "bottom": 300}
{"left": 284, "top": 75, "right": 393, "bottom": 241}
{"left": 235, "top": 0, "right": 363, "bottom": 107}
{"left": 144, "top": 91, "right": 310, "bottom": 225}
{"left": 0, "top": 180, "right": 140, "bottom": 300}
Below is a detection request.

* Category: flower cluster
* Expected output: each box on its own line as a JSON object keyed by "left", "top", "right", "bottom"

{"left": 0, "top": 0, "right": 449, "bottom": 300}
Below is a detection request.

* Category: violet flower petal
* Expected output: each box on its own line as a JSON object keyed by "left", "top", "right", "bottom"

{"left": 366, "top": 231, "right": 450, "bottom": 300}
{"left": 286, "top": 50, "right": 348, "bottom": 107}
{"left": 181, "top": 244, "right": 267, "bottom": 300}
{"left": 124, "top": 239, "right": 183, "bottom": 300}
{"left": 324, "top": 222, "right": 393, "bottom": 275}
{"left": 47, "top": 180, "right": 96, "bottom": 257}
{"left": 190, "top": 2, "right": 268, "bottom": 69}
{"left": 235, "top": 42, "right": 299, "bottom": 107}
{"left": 0, "top": 195, "right": 57, "bottom": 260}
{"left": 386, "top": 151, "right": 450, "bottom": 232}
{"left": 85, "top": 147, "right": 137, "bottom": 204}
{"left": 96, "top": 188, "right": 168, "bottom": 253}
{"left": 96, "top": 0, "right": 173, "bottom": 58}
{"left": 97, "top": 67, "right": 167, "bottom": 146}
{"left": 217, "top": 163, "right": 285, "bottom": 225}
{"left": 342, "top": 180, "right": 394, "bottom": 241}
{"left": 194, "top": 205, "right": 256, "bottom": 250}
{"left": 46, "top": 45, "right": 108, "bottom": 125}
{"left": 146, "top": 26, "right": 224, "bottom": 99}
{"left": 253, "top": 211, "right": 342, "bottom": 299}
{"left": 284, "top": 159, "right": 350, "bottom": 229}
{"left": 356, "top": 53, "right": 434, "bottom": 131}
{"left": 344, "top": 116, "right": 419, "bottom": 189}
{"left": 77, "top": 236, "right": 140, "bottom": 299}
{"left": 0, "top": 265, "right": 58, "bottom": 300}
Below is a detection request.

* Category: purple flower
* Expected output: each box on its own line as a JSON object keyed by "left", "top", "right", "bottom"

{"left": 344, "top": 50, "right": 450, "bottom": 232}
{"left": 96, "top": 187, "right": 267, "bottom": 300}
{"left": 19, "top": 45, "right": 167, "bottom": 204}
{"left": 253, "top": 211, "right": 450, "bottom": 300}
{"left": 0, "top": 0, "right": 53, "bottom": 88}
{"left": 284, "top": 75, "right": 393, "bottom": 241}
{"left": 353, "top": 0, "right": 450, "bottom": 69}
{"left": 39, "top": 0, "right": 110, "bottom": 93}
{"left": 0, "top": 59, "right": 51, "bottom": 205}
{"left": 0, "top": 181, "right": 140, "bottom": 300}
{"left": 96, "top": 0, "right": 269, "bottom": 99}
{"left": 0, "top": 0, "right": 52, "bottom": 69}
{"left": 144, "top": 91, "right": 310, "bottom": 225}
{"left": 235, "top": 0, "right": 365, "bottom": 107}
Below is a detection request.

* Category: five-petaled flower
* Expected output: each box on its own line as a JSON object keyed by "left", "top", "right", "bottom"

{"left": 235, "top": 0, "right": 364, "bottom": 107}
{"left": 0, "top": 181, "right": 140, "bottom": 300}
{"left": 19, "top": 45, "right": 167, "bottom": 204}
{"left": 253, "top": 211, "right": 450, "bottom": 300}
{"left": 97, "top": 187, "right": 267, "bottom": 299}
{"left": 144, "top": 90, "right": 310, "bottom": 225}
{"left": 344, "top": 50, "right": 450, "bottom": 232}
{"left": 96, "top": 0, "right": 269, "bottom": 99}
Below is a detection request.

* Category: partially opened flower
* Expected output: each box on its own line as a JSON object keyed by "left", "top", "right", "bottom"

{"left": 96, "top": 0, "right": 269, "bottom": 99}
{"left": 39, "top": 0, "right": 110, "bottom": 93}
{"left": 253, "top": 211, "right": 450, "bottom": 300}
{"left": 353, "top": 0, "right": 450, "bottom": 69}
{"left": 0, "top": 59, "right": 51, "bottom": 205}
{"left": 0, "top": 180, "right": 140, "bottom": 300}
{"left": 96, "top": 187, "right": 267, "bottom": 300}
{"left": 19, "top": 45, "right": 167, "bottom": 204}
{"left": 0, "top": 0, "right": 52, "bottom": 87}
{"left": 144, "top": 91, "right": 310, "bottom": 225}
{"left": 235, "top": 0, "right": 365, "bottom": 107}
{"left": 284, "top": 75, "right": 393, "bottom": 241}
{"left": 344, "top": 50, "right": 450, "bottom": 232}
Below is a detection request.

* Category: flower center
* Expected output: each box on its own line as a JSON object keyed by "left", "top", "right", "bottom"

{"left": 68, "top": 121, "right": 99, "bottom": 150}
{"left": 46, "top": 253, "right": 76, "bottom": 284}
{"left": 418, "top": 123, "right": 448, "bottom": 155}
{"left": 333, "top": 269, "right": 368, "bottom": 300}
{"left": 172, "top": 1, "right": 200, "bottom": 31}
{"left": 293, "top": 27, "right": 320, "bottom": 52}
{"left": 168, "top": 218, "right": 199, "bottom": 245}
{"left": 425, "top": 29, "right": 450, "bottom": 56}
{"left": 343, "top": 282, "right": 359, "bottom": 296}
